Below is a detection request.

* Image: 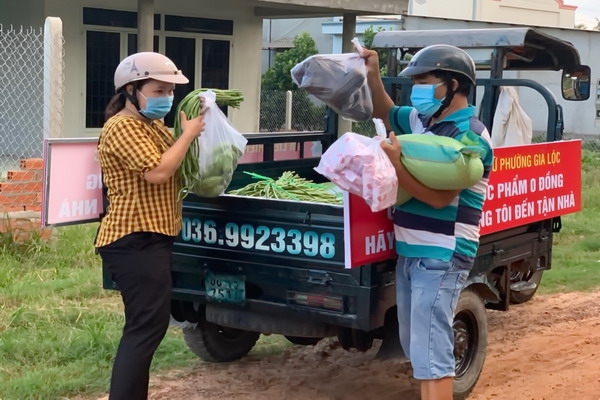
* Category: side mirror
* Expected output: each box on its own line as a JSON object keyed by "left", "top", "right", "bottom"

{"left": 562, "top": 65, "right": 591, "bottom": 101}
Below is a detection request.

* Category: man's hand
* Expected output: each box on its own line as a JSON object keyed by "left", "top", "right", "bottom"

{"left": 381, "top": 132, "right": 402, "bottom": 168}
{"left": 359, "top": 48, "right": 394, "bottom": 126}
{"left": 359, "top": 48, "right": 382, "bottom": 80}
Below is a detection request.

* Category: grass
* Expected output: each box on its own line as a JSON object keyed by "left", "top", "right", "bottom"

{"left": 0, "top": 224, "right": 196, "bottom": 400}
{"left": 0, "top": 223, "right": 291, "bottom": 400}
{"left": 540, "top": 148, "right": 600, "bottom": 293}
{"left": 1, "top": 148, "right": 600, "bottom": 399}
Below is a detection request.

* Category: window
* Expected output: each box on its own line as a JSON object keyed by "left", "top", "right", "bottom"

{"left": 202, "top": 39, "right": 231, "bottom": 115}
{"left": 85, "top": 31, "right": 120, "bottom": 128}
{"left": 164, "top": 37, "right": 196, "bottom": 127}
{"left": 127, "top": 34, "right": 159, "bottom": 55}
{"left": 83, "top": 7, "right": 160, "bottom": 29}
{"left": 202, "top": 40, "right": 230, "bottom": 89}
{"left": 84, "top": 8, "right": 233, "bottom": 129}
{"left": 165, "top": 15, "right": 233, "bottom": 35}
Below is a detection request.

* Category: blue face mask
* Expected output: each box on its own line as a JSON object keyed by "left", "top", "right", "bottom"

{"left": 138, "top": 91, "right": 174, "bottom": 120}
{"left": 410, "top": 83, "right": 445, "bottom": 116}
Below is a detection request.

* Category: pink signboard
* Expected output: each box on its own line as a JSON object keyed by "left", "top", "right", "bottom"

{"left": 42, "top": 138, "right": 104, "bottom": 227}
{"left": 41, "top": 136, "right": 321, "bottom": 227}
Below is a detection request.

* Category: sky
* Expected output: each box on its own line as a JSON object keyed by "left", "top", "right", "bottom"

{"left": 566, "top": 0, "right": 600, "bottom": 27}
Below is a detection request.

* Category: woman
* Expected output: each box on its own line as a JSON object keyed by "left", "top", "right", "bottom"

{"left": 95, "top": 52, "right": 205, "bottom": 400}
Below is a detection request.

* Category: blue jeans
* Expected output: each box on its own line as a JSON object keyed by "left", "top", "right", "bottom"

{"left": 396, "top": 256, "right": 469, "bottom": 380}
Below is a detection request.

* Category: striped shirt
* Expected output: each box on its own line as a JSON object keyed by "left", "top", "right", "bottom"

{"left": 95, "top": 115, "right": 182, "bottom": 247}
{"left": 389, "top": 105, "right": 493, "bottom": 269}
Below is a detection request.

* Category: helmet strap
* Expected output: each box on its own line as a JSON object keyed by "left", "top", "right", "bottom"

{"left": 123, "top": 83, "right": 142, "bottom": 113}
{"left": 432, "top": 80, "right": 455, "bottom": 119}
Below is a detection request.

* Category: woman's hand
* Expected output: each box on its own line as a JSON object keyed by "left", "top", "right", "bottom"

{"left": 180, "top": 111, "right": 205, "bottom": 139}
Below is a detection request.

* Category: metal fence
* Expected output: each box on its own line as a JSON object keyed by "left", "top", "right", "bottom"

{"left": 258, "top": 90, "right": 600, "bottom": 146}
{"left": 0, "top": 19, "right": 64, "bottom": 213}
{"left": 0, "top": 25, "right": 44, "bottom": 174}
{"left": 259, "top": 90, "right": 327, "bottom": 132}
{"left": 258, "top": 89, "right": 378, "bottom": 136}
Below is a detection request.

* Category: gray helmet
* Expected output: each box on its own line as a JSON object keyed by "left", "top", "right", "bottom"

{"left": 400, "top": 44, "right": 476, "bottom": 84}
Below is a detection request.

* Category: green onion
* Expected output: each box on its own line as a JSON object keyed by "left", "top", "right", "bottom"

{"left": 228, "top": 171, "right": 343, "bottom": 204}
{"left": 174, "top": 88, "right": 245, "bottom": 198}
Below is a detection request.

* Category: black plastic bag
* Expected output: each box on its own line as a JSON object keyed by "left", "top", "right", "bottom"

{"left": 291, "top": 40, "right": 373, "bottom": 122}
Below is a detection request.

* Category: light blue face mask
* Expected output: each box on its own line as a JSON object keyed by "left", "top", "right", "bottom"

{"left": 138, "top": 91, "right": 174, "bottom": 120}
{"left": 410, "top": 83, "right": 445, "bottom": 116}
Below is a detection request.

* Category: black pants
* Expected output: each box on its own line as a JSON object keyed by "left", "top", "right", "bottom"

{"left": 98, "top": 232, "right": 175, "bottom": 400}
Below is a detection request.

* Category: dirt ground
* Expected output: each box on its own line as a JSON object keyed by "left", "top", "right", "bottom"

{"left": 141, "top": 290, "right": 600, "bottom": 400}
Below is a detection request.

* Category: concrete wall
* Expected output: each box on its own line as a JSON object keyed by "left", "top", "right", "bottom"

{"left": 479, "top": 0, "right": 576, "bottom": 29}
{"left": 37, "top": 0, "right": 263, "bottom": 137}
{"left": 0, "top": 0, "right": 44, "bottom": 27}
{"left": 408, "top": 0, "right": 576, "bottom": 29}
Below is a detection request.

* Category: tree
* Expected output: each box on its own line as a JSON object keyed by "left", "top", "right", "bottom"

{"left": 361, "top": 25, "right": 415, "bottom": 77}
{"left": 261, "top": 32, "right": 318, "bottom": 91}
{"left": 260, "top": 32, "right": 325, "bottom": 131}
{"left": 362, "top": 25, "right": 388, "bottom": 75}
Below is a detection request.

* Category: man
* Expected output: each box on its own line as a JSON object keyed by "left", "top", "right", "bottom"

{"left": 360, "top": 44, "right": 493, "bottom": 400}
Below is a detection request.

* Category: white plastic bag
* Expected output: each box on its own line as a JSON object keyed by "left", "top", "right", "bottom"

{"left": 291, "top": 38, "right": 373, "bottom": 122}
{"left": 314, "top": 119, "right": 398, "bottom": 212}
{"left": 191, "top": 90, "right": 248, "bottom": 197}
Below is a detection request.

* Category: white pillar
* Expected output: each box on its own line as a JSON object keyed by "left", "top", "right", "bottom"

{"left": 338, "top": 14, "right": 357, "bottom": 137}
{"left": 285, "top": 90, "right": 293, "bottom": 130}
{"left": 43, "top": 17, "right": 64, "bottom": 139}
{"left": 138, "top": 0, "right": 155, "bottom": 52}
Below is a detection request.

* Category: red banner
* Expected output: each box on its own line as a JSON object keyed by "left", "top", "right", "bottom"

{"left": 344, "top": 192, "right": 396, "bottom": 268}
{"left": 480, "top": 140, "right": 582, "bottom": 235}
{"left": 343, "top": 140, "right": 582, "bottom": 267}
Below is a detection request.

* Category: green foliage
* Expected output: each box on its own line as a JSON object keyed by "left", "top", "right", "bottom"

{"left": 259, "top": 32, "right": 324, "bottom": 132}
{"left": 543, "top": 147, "right": 600, "bottom": 293}
{"left": 362, "top": 25, "right": 389, "bottom": 75}
{"left": 261, "top": 32, "right": 318, "bottom": 91}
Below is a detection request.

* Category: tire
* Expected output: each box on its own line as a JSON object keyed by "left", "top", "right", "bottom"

{"left": 509, "top": 269, "right": 544, "bottom": 304}
{"left": 452, "top": 290, "right": 488, "bottom": 400}
{"left": 183, "top": 320, "right": 260, "bottom": 363}
{"left": 285, "top": 336, "right": 322, "bottom": 346}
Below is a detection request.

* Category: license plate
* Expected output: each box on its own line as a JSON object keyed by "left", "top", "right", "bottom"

{"left": 205, "top": 273, "right": 246, "bottom": 303}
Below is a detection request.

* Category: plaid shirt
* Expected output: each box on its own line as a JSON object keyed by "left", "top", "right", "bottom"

{"left": 95, "top": 115, "right": 182, "bottom": 247}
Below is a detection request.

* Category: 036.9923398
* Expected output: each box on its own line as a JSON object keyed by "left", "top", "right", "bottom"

{"left": 180, "top": 217, "right": 339, "bottom": 260}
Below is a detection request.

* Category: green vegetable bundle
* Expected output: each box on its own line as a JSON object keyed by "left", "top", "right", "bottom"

{"left": 174, "top": 89, "right": 246, "bottom": 198}
{"left": 228, "top": 171, "right": 343, "bottom": 205}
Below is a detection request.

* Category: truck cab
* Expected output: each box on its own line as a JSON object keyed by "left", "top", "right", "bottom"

{"left": 104, "top": 27, "right": 588, "bottom": 399}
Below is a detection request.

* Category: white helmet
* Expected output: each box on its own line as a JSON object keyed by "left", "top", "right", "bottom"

{"left": 113, "top": 52, "right": 189, "bottom": 92}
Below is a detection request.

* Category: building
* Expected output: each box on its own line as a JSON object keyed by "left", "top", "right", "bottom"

{"left": 408, "top": 0, "right": 577, "bottom": 28}
{"left": 0, "top": 0, "right": 409, "bottom": 138}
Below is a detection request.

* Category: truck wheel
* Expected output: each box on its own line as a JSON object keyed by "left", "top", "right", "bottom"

{"left": 285, "top": 336, "right": 322, "bottom": 346}
{"left": 509, "top": 269, "right": 544, "bottom": 304}
{"left": 183, "top": 321, "right": 260, "bottom": 363}
{"left": 453, "top": 290, "right": 488, "bottom": 400}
